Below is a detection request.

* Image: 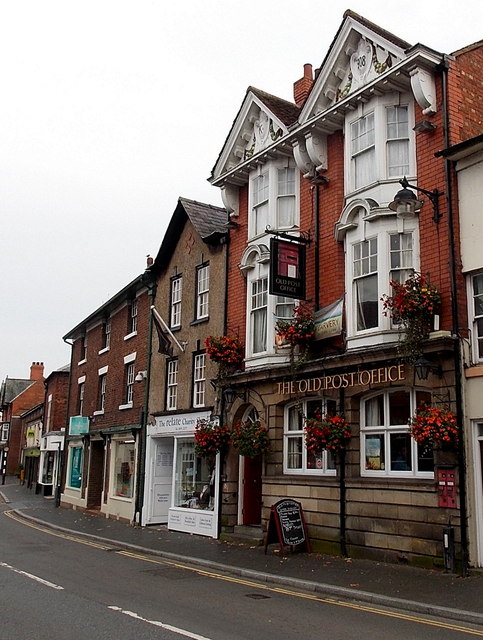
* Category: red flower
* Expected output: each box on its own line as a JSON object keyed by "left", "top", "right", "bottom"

{"left": 408, "top": 404, "right": 458, "bottom": 447}
{"left": 304, "top": 415, "right": 351, "bottom": 454}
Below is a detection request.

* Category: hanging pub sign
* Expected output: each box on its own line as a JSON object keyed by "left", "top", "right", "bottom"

{"left": 269, "top": 237, "right": 306, "bottom": 300}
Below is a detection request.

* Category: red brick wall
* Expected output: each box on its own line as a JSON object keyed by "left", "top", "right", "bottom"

{"left": 67, "top": 289, "right": 149, "bottom": 431}
{"left": 453, "top": 43, "right": 483, "bottom": 141}
{"left": 226, "top": 184, "right": 249, "bottom": 341}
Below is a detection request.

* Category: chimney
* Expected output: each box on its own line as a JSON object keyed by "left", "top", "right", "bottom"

{"left": 30, "top": 361, "right": 45, "bottom": 381}
{"left": 293, "top": 63, "right": 314, "bottom": 107}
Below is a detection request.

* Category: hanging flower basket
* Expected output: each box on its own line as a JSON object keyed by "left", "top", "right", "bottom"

{"left": 194, "top": 418, "right": 231, "bottom": 458}
{"left": 408, "top": 404, "right": 458, "bottom": 449}
{"left": 304, "top": 414, "right": 351, "bottom": 454}
{"left": 381, "top": 272, "right": 441, "bottom": 361}
{"left": 231, "top": 419, "right": 270, "bottom": 458}
{"left": 205, "top": 335, "right": 244, "bottom": 368}
{"left": 275, "top": 303, "right": 315, "bottom": 348}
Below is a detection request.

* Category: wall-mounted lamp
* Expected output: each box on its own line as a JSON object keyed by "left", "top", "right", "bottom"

{"left": 389, "top": 176, "right": 443, "bottom": 223}
{"left": 223, "top": 386, "right": 245, "bottom": 406}
{"left": 135, "top": 370, "right": 147, "bottom": 383}
{"left": 414, "top": 355, "right": 443, "bottom": 381}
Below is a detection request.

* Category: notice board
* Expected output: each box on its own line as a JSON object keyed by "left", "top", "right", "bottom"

{"left": 264, "top": 499, "right": 311, "bottom": 554}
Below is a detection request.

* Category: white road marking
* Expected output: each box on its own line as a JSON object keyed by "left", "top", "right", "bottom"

{"left": 108, "top": 605, "right": 213, "bottom": 640}
{"left": 0, "top": 561, "right": 64, "bottom": 590}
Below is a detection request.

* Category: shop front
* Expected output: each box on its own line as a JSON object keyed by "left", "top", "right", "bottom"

{"left": 143, "top": 410, "right": 220, "bottom": 538}
{"left": 38, "top": 431, "right": 64, "bottom": 497}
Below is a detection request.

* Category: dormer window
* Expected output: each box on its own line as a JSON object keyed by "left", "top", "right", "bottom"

{"left": 249, "top": 160, "right": 299, "bottom": 239}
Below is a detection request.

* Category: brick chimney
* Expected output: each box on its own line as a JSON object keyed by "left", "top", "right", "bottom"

{"left": 293, "top": 63, "right": 314, "bottom": 107}
{"left": 30, "top": 361, "right": 45, "bottom": 381}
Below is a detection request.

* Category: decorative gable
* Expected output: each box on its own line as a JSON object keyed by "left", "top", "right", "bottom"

{"left": 210, "top": 88, "right": 299, "bottom": 186}
{"left": 300, "top": 12, "right": 407, "bottom": 122}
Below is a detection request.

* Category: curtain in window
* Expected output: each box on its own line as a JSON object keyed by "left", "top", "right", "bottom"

{"left": 356, "top": 273, "right": 378, "bottom": 330}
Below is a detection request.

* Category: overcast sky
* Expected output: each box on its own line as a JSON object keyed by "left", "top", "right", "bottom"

{"left": 1, "top": 0, "right": 481, "bottom": 383}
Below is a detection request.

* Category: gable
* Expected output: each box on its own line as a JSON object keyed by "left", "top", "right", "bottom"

{"left": 300, "top": 12, "right": 409, "bottom": 122}
{"left": 210, "top": 87, "right": 299, "bottom": 185}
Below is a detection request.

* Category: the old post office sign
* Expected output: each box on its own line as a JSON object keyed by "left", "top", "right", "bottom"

{"left": 269, "top": 237, "right": 306, "bottom": 300}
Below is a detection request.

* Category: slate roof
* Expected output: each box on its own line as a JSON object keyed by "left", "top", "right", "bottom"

{"left": 0, "top": 378, "right": 34, "bottom": 407}
{"left": 248, "top": 87, "right": 300, "bottom": 127}
{"left": 152, "top": 197, "right": 227, "bottom": 272}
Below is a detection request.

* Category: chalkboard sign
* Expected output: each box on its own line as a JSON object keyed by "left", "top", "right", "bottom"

{"left": 264, "top": 499, "right": 311, "bottom": 554}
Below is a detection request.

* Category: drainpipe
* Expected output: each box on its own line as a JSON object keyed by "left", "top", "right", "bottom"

{"left": 134, "top": 274, "right": 157, "bottom": 526}
{"left": 218, "top": 229, "right": 230, "bottom": 539}
{"left": 441, "top": 56, "right": 469, "bottom": 576}
{"left": 339, "top": 387, "right": 347, "bottom": 556}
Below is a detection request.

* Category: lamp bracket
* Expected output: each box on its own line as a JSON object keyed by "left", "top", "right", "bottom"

{"left": 399, "top": 177, "right": 443, "bottom": 223}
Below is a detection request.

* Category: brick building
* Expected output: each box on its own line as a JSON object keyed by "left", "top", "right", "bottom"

{"left": 142, "top": 198, "right": 228, "bottom": 537}
{"left": 208, "top": 11, "right": 483, "bottom": 568}
{"left": 61, "top": 273, "right": 152, "bottom": 522}
{"left": 0, "top": 362, "right": 45, "bottom": 476}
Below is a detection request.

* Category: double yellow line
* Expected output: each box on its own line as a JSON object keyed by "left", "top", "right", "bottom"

{"left": 5, "top": 510, "right": 483, "bottom": 637}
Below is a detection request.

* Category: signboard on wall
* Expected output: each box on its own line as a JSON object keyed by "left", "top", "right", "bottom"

{"left": 314, "top": 298, "right": 344, "bottom": 340}
{"left": 69, "top": 416, "right": 89, "bottom": 436}
{"left": 269, "top": 238, "right": 306, "bottom": 300}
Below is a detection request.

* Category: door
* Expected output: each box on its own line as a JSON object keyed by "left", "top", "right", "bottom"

{"left": 242, "top": 454, "right": 262, "bottom": 525}
{"left": 150, "top": 437, "right": 174, "bottom": 523}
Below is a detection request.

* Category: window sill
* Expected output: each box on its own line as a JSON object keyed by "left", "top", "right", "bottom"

{"left": 98, "top": 347, "right": 110, "bottom": 355}
{"left": 465, "top": 365, "right": 483, "bottom": 378}
{"left": 77, "top": 359, "right": 87, "bottom": 366}
{"left": 118, "top": 403, "right": 133, "bottom": 411}
{"left": 93, "top": 410, "right": 104, "bottom": 416}
{"left": 190, "top": 317, "right": 209, "bottom": 326}
{"left": 124, "top": 331, "right": 137, "bottom": 341}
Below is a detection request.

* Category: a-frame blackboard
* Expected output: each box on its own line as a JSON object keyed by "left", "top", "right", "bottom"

{"left": 264, "top": 499, "right": 311, "bottom": 554}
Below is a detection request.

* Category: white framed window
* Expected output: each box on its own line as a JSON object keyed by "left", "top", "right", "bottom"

{"left": 284, "top": 398, "right": 337, "bottom": 475}
{"left": 127, "top": 299, "right": 138, "bottom": 335}
{"left": 101, "top": 318, "right": 111, "bottom": 351}
{"left": 196, "top": 264, "right": 209, "bottom": 320}
{"left": 98, "top": 374, "right": 107, "bottom": 412}
{"left": 361, "top": 388, "right": 433, "bottom": 477}
{"left": 46, "top": 394, "right": 53, "bottom": 430}
{"left": 1, "top": 422, "right": 9, "bottom": 441}
{"left": 170, "top": 276, "right": 182, "bottom": 328}
{"left": 250, "top": 277, "right": 268, "bottom": 355}
{"left": 193, "top": 353, "right": 206, "bottom": 408}
{"left": 249, "top": 160, "right": 299, "bottom": 239}
{"left": 469, "top": 272, "right": 483, "bottom": 361}
{"left": 341, "top": 203, "right": 419, "bottom": 348}
{"left": 78, "top": 381, "right": 85, "bottom": 416}
{"left": 346, "top": 94, "right": 414, "bottom": 195}
{"left": 167, "top": 359, "right": 179, "bottom": 411}
{"left": 351, "top": 112, "right": 375, "bottom": 190}
{"left": 125, "top": 363, "right": 135, "bottom": 405}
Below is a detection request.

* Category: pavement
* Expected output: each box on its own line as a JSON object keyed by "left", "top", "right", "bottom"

{"left": 1, "top": 478, "right": 483, "bottom": 627}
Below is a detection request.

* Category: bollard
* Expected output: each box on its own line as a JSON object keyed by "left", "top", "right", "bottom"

{"left": 443, "top": 525, "right": 455, "bottom": 573}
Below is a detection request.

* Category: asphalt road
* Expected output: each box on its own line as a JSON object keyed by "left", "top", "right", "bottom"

{"left": 1, "top": 507, "right": 482, "bottom": 640}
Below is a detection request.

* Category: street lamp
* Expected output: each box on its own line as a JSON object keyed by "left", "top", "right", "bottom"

{"left": 389, "top": 176, "right": 443, "bottom": 223}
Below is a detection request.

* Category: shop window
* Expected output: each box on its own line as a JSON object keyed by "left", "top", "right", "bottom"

{"left": 174, "top": 438, "right": 215, "bottom": 510}
{"left": 361, "top": 388, "right": 433, "bottom": 477}
{"left": 68, "top": 446, "right": 83, "bottom": 489}
{"left": 42, "top": 451, "right": 55, "bottom": 484}
{"left": 113, "top": 440, "right": 135, "bottom": 499}
{"left": 170, "top": 275, "right": 182, "bottom": 329}
{"left": 284, "top": 398, "right": 337, "bottom": 475}
{"left": 193, "top": 353, "right": 206, "bottom": 408}
{"left": 195, "top": 264, "right": 209, "bottom": 320}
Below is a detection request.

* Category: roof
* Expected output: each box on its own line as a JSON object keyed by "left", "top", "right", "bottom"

{"left": 151, "top": 197, "right": 227, "bottom": 272}
{"left": 435, "top": 133, "right": 483, "bottom": 160}
{"left": 0, "top": 378, "right": 34, "bottom": 407}
{"left": 63, "top": 273, "right": 146, "bottom": 340}
{"left": 248, "top": 87, "right": 300, "bottom": 127}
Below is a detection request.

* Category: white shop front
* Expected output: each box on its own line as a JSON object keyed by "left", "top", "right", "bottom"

{"left": 143, "top": 410, "right": 220, "bottom": 538}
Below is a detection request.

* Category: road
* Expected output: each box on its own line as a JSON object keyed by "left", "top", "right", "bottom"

{"left": 0, "top": 508, "right": 482, "bottom": 640}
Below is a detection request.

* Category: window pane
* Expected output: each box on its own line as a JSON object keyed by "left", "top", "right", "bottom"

{"left": 356, "top": 274, "right": 378, "bottom": 330}
{"left": 287, "top": 405, "right": 302, "bottom": 431}
{"left": 278, "top": 195, "right": 295, "bottom": 228}
{"left": 417, "top": 442, "right": 434, "bottom": 472}
{"left": 389, "top": 390, "right": 410, "bottom": 425}
{"left": 365, "top": 434, "right": 385, "bottom": 470}
{"left": 251, "top": 278, "right": 268, "bottom": 353}
{"left": 174, "top": 439, "right": 215, "bottom": 511}
{"left": 69, "top": 447, "right": 83, "bottom": 488}
{"left": 365, "top": 394, "right": 384, "bottom": 426}
{"left": 307, "top": 450, "right": 324, "bottom": 470}
{"left": 287, "top": 436, "right": 303, "bottom": 469}
{"left": 390, "top": 433, "right": 412, "bottom": 471}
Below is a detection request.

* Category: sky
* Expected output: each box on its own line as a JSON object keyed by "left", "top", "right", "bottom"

{"left": 1, "top": 0, "right": 482, "bottom": 383}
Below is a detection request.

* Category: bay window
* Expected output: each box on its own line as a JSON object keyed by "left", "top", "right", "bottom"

{"left": 250, "top": 278, "right": 268, "bottom": 354}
